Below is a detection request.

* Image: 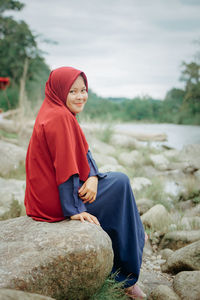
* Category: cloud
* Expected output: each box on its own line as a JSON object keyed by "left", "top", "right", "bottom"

{"left": 6, "top": 0, "right": 200, "bottom": 98}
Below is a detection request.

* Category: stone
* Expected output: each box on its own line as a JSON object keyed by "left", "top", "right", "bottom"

{"left": 0, "top": 289, "right": 55, "bottom": 300}
{"left": 195, "top": 169, "right": 200, "bottom": 179}
{"left": 159, "top": 230, "right": 200, "bottom": 250}
{"left": 0, "top": 178, "right": 26, "bottom": 217}
{"left": 176, "top": 199, "right": 194, "bottom": 211}
{"left": 179, "top": 144, "right": 200, "bottom": 170}
{"left": 99, "top": 164, "right": 126, "bottom": 173}
{"left": 0, "top": 118, "right": 19, "bottom": 133}
{"left": 159, "top": 248, "right": 174, "bottom": 261}
{"left": 180, "top": 216, "right": 200, "bottom": 230}
{"left": 89, "top": 138, "right": 115, "bottom": 155}
{"left": 161, "top": 240, "right": 200, "bottom": 274}
{"left": 110, "top": 133, "right": 140, "bottom": 149}
{"left": 141, "top": 204, "right": 171, "bottom": 231}
{"left": 163, "top": 149, "right": 180, "bottom": 159}
{"left": 92, "top": 152, "right": 118, "bottom": 166}
{"left": 0, "top": 216, "right": 113, "bottom": 300}
{"left": 164, "top": 180, "right": 183, "bottom": 199}
{"left": 0, "top": 140, "right": 26, "bottom": 176}
{"left": 118, "top": 150, "right": 140, "bottom": 166}
{"left": 136, "top": 198, "right": 154, "bottom": 215}
{"left": 150, "top": 154, "right": 169, "bottom": 171}
{"left": 184, "top": 204, "right": 200, "bottom": 217}
{"left": 131, "top": 177, "right": 152, "bottom": 192}
{"left": 148, "top": 285, "right": 180, "bottom": 300}
{"left": 173, "top": 271, "right": 200, "bottom": 300}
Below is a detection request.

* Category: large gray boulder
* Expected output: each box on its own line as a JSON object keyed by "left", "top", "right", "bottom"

{"left": 0, "top": 140, "right": 26, "bottom": 176}
{"left": 159, "top": 230, "right": 200, "bottom": 250}
{"left": 173, "top": 271, "right": 200, "bottom": 300}
{"left": 141, "top": 204, "right": 171, "bottom": 231}
{"left": 148, "top": 285, "right": 180, "bottom": 300}
{"left": 0, "top": 289, "right": 55, "bottom": 300}
{"left": 161, "top": 240, "right": 200, "bottom": 274}
{"left": 0, "top": 216, "right": 113, "bottom": 300}
{"left": 0, "top": 178, "right": 25, "bottom": 217}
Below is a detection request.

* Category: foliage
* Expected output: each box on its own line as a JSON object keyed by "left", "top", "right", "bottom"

{"left": 0, "top": 0, "right": 24, "bottom": 14}
{"left": 89, "top": 274, "right": 128, "bottom": 300}
{"left": 81, "top": 44, "right": 200, "bottom": 125}
{"left": 93, "top": 124, "right": 114, "bottom": 144}
{"left": 0, "top": 199, "right": 25, "bottom": 220}
{"left": 0, "top": 0, "right": 50, "bottom": 110}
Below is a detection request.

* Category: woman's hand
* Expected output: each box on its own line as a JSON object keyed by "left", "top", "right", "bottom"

{"left": 78, "top": 176, "right": 98, "bottom": 204}
{"left": 70, "top": 212, "right": 100, "bottom": 225}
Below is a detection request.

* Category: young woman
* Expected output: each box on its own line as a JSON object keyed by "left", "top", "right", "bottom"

{"left": 25, "top": 66, "right": 146, "bottom": 299}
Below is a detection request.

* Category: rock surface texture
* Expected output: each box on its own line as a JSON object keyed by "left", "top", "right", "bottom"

{"left": 0, "top": 216, "right": 113, "bottom": 300}
{"left": 173, "top": 271, "right": 200, "bottom": 300}
{"left": 0, "top": 289, "right": 55, "bottom": 300}
{"left": 0, "top": 140, "right": 26, "bottom": 176}
{"left": 159, "top": 230, "right": 200, "bottom": 250}
{"left": 148, "top": 284, "right": 180, "bottom": 300}
{"left": 0, "top": 177, "right": 25, "bottom": 216}
{"left": 161, "top": 240, "right": 200, "bottom": 274}
{"left": 141, "top": 204, "right": 170, "bottom": 230}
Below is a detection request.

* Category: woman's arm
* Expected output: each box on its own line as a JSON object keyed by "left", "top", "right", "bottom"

{"left": 59, "top": 174, "right": 100, "bottom": 225}
{"left": 58, "top": 174, "right": 86, "bottom": 217}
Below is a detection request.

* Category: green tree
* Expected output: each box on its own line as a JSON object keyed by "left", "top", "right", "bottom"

{"left": 179, "top": 60, "right": 200, "bottom": 123}
{"left": 0, "top": 0, "right": 50, "bottom": 110}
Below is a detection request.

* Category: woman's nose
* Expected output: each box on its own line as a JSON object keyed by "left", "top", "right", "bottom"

{"left": 76, "top": 92, "right": 83, "bottom": 100}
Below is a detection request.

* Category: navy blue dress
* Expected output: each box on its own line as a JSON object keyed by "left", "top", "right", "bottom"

{"left": 58, "top": 150, "right": 145, "bottom": 287}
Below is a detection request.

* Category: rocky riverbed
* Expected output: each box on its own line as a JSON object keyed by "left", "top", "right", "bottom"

{"left": 0, "top": 113, "right": 200, "bottom": 299}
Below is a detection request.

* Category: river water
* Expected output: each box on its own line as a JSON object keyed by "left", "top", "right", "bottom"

{"left": 115, "top": 123, "right": 200, "bottom": 150}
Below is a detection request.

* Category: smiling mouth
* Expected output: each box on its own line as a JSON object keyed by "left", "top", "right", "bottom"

{"left": 75, "top": 103, "right": 84, "bottom": 106}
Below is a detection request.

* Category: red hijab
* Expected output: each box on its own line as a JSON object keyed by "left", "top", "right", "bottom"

{"left": 25, "top": 67, "right": 90, "bottom": 222}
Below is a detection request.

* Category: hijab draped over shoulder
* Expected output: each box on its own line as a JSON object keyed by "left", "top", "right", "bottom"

{"left": 25, "top": 67, "right": 90, "bottom": 222}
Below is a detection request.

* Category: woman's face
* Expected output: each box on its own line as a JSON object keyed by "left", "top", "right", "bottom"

{"left": 66, "top": 75, "right": 88, "bottom": 114}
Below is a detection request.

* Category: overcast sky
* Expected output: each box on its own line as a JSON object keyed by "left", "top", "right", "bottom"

{"left": 8, "top": 0, "right": 200, "bottom": 99}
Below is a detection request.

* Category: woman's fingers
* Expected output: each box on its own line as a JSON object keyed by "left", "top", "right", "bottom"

{"left": 70, "top": 212, "right": 100, "bottom": 226}
{"left": 89, "top": 195, "right": 96, "bottom": 203}
{"left": 90, "top": 215, "right": 100, "bottom": 225}
{"left": 78, "top": 184, "right": 86, "bottom": 196}
{"left": 79, "top": 214, "right": 85, "bottom": 223}
{"left": 80, "top": 191, "right": 96, "bottom": 203}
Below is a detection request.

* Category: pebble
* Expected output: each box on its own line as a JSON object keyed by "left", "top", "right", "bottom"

{"left": 153, "top": 265, "right": 161, "bottom": 271}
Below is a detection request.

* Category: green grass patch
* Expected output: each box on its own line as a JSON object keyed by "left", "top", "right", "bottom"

{"left": 134, "top": 177, "right": 171, "bottom": 211}
{"left": 89, "top": 274, "right": 128, "bottom": 300}
{"left": 179, "top": 177, "right": 200, "bottom": 203}
{"left": 0, "top": 199, "right": 26, "bottom": 221}
{"left": 0, "top": 129, "right": 18, "bottom": 139}
{"left": 1, "top": 161, "right": 26, "bottom": 180}
{"left": 93, "top": 124, "right": 114, "bottom": 144}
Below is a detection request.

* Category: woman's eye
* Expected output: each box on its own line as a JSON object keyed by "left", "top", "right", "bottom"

{"left": 69, "top": 90, "right": 75, "bottom": 94}
{"left": 81, "top": 89, "right": 86, "bottom": 92}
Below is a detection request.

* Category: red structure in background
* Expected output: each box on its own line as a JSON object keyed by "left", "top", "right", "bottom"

{"left": 0, "top": 77, "right": 10, "bottom": 90}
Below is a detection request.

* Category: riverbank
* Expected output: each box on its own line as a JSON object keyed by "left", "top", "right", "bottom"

{"left": 0, "top": 112, "right": 200, "bottom": 299}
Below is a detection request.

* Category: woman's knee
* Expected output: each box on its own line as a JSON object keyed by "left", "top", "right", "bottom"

{"left": 113, "top": 172, "right": 130, "bottom": 186}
